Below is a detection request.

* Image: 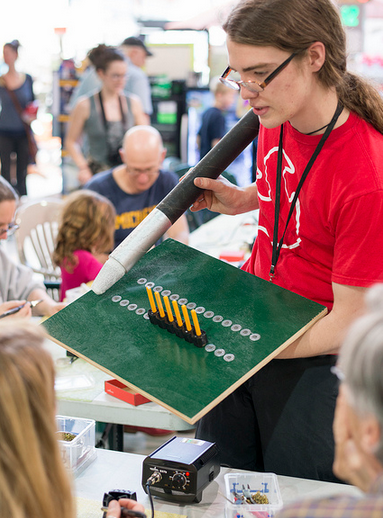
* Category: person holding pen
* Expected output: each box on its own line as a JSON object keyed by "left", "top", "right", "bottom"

{"left": 0, "top": 176, "right": 65, "bottom": 319}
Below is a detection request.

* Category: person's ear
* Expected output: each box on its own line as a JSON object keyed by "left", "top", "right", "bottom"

{"left": 307, "top": 42, "right": 326, "bottom": 73}
{"left": 119, "top": 148, "right": 125, "bottom": 163}
{"left": 96, "top": 69, "right": 105, "bottom": 81}
{"left": 160, "top": 147, "right": 167, "bottom": 164}
{"left": 360, "top": 414, "right": 381, "bottom": 454}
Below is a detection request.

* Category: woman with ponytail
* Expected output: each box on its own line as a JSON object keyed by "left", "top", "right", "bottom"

{"left": 191, "top": 0, "right": 383, "bottom": 482}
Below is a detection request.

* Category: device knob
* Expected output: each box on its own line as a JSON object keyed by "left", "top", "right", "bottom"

{"left": 172, "top": 472, "right": 187, "bottom": 489}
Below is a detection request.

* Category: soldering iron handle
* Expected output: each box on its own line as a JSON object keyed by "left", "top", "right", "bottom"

{"left": 157, "top": 109, "right": 260, "bottom": 223}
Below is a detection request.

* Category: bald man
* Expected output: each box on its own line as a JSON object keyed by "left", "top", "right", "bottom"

{"left": 85, "top": 125, "right": 189, "bottom": 249}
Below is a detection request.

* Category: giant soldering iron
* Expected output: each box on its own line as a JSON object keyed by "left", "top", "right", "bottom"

{"left": 92, "top": 108, "right": 260, "bottom": 295}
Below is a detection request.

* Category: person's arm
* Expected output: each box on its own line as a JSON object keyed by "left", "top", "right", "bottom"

{"left": 68, "top": 67, "right": 101, "bottom": 111}
{"left": 27, "top": 289, "right": 66, "bottom": 317}
{"left": 129, "top": 94, "right": 150, "bottom": 125}
{"left": 191, "top": 176, "right": 259, "bottom": 215}
{"left": 165, "top": 214, "right": 189, "bottom": 245}
{"left": 64, "top": 97, "right": 93, "bottom": 185}
{"left": 277, "top": 283, "right": 367, "bottom": 358}
{"left": 333, "top": 385, "right": 383, "bottom": 492}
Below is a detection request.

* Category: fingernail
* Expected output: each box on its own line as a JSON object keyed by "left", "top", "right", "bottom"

{"left": 108, "top": 500, "right": 119, "bottom": 509}
{"left": 194, "top": 178, "right": 202, "bottom": 186}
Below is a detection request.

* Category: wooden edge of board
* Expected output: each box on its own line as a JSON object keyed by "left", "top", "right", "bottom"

{"left": 191, "top": 306, "right": 329, "bottom": 423}
{"left": 46, "top": 334, "right": 196, "bottom": 424}
{"left": 46, "top": 306, "right": 328, "bottom": 426}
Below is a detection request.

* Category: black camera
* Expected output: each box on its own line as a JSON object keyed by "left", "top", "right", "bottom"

{"left": 107, "top": 148, "right": 123, "bottom": 166}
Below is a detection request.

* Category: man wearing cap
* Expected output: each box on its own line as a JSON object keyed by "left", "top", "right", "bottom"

{"left": 119, "top": 37, "right": 153, "bottom": 119}
{"left": 70, "top": 37, "right": 153, "bottom": 120}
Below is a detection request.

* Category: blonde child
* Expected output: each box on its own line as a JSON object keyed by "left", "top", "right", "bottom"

{"left": 197, "top": 77, "right": 237, "bottom": 159}
{"left": 53, "top": 190, "right": 116, "bottom": 301}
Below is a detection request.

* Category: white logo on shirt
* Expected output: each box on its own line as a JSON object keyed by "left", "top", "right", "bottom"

{"left": 257, "top": 146, "right": 302, "bottom": 249}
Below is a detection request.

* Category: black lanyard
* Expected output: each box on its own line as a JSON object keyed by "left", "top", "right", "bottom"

{"left": 269, "top": 102, "right": 344, "bottom": 281}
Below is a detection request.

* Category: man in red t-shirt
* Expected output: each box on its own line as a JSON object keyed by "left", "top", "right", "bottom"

{"left": 190, "top": 0, "right": 383, "bottom": 482}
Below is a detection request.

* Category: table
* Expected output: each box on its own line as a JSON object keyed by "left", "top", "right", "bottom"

{"left": 75, "top": 448, "right": 362, "bottom": 518}
{"left": 44, "top": 337, "right": 194, "bottom": 449}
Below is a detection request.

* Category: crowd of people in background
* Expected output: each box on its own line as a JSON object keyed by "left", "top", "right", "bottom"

{"left": 0, "top": 36, "right": 190, "bottom": 307}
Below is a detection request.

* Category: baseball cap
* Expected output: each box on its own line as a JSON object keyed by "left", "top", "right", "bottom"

{"left": 121, "top": 37, "right": 153, "bottom": 57}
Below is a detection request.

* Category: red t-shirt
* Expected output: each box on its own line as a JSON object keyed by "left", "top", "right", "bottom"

{"left": 60, "top": 250, "right": 103, "bottom": 301}
{"left": 242, "top": 111, "right": 383, "bottom": 310}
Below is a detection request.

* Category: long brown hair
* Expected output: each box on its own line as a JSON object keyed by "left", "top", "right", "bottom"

{"left": 223, "top": 0, "right": 383, "bottom": 134}
{"left": 0, "top": 321, "right": 75, "bottom": 518}
{"left": 53, "top": 189, "right": 116, "bottom": 271}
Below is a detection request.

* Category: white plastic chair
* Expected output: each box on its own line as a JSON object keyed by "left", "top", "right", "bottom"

{"left": 15, "top": 198, "right": 63, "bottom": 297}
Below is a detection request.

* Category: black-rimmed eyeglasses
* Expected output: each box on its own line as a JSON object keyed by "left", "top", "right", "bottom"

{"left": 0, "top": 223, "right": 19, "bottom": 238}
{"left": 220, "top": 51, "right": 300, "bottom": 93}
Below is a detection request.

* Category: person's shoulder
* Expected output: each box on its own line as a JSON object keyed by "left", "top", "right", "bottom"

{"left": 85, "top": 169, "right": 114, "bottom": 189}
{"left": 73, "top": 249, "right": 99, "bottom": 264}
{"left": 352, "top": 112, "right": 383, "bottom": 143}
{"left": 201, "top": 106, "right": 215, "bottom": 116}
{"left": 123, "top": 92, "right": 141, "bottom": 105}
{"left": 23, "top": 73, "right": 33, "bottom": 85}
{"left": 0, "top": 247, "right": 9, "bottom": 263}
{"left": 201, "top": 106, "right": 223, "bottom": 123}
{"left": 0, "top": 247, "right": 17, "bottom": 268}
{"left": 76, "top": 93, "right": 93, "bottom": 107}
{"left": 158, "top": 169, "right": 179, "bottom": 186}
{"left": 70, "top": 94, "right": 92, "bottom": 117}
{"left": 125, "top": 61, "right": 146, "bottom": 79}
{"left": 205, "top": 106, "right": 222, "bottom": 115}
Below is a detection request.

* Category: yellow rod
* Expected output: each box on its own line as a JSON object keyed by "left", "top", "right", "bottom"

{"left": 181, "top": 305, "right": 192, "bottom": 332}
{"left": 154, "top": 291, "right": 165, "bottom": 318}
{"left": 172, "top": 299, "right": 183, "bottom": 327}
{"left": 191, "top": 309, "right": 202, "bottom": 336}
{"left": 163, "top": 295, "right": 174, "bottom": 322}
{"left": 146, "top": 286, "right": 157, "bottom": 313}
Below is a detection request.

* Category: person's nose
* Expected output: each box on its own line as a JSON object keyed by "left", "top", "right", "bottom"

{"left": 240, "top": 85, "right": 260, "bottom": 102}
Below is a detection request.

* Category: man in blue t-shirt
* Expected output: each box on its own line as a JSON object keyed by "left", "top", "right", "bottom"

{"left": 85, "top": 125, "right": 189, "bottom": 249}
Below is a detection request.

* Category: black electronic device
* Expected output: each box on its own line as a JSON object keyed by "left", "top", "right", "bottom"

{"left": 142, "top": 436, "right": 220, "bottom": 503}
